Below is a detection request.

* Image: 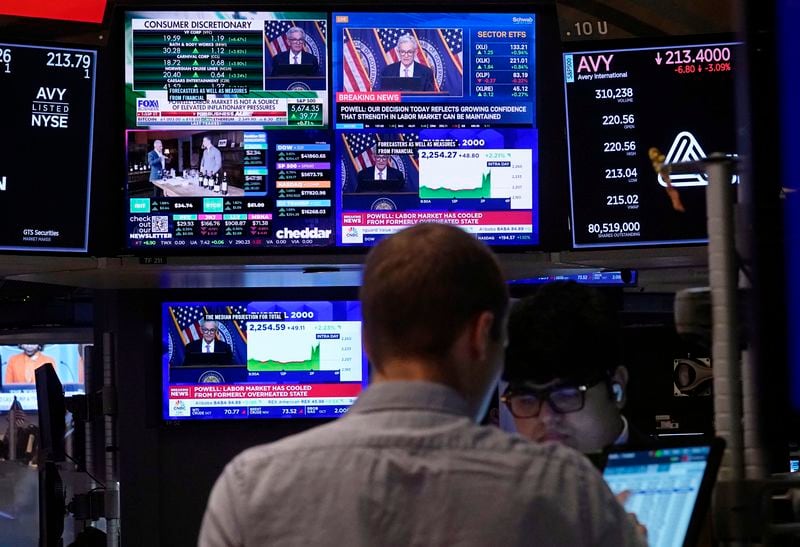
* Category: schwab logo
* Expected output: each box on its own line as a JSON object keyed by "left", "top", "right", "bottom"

{"left": 0, "top": 176, "right": 6, "bottom": 191}
{"left": 137, "top": 99, "right": 160, "bottom": 110}
{"left": 657, "top": 131, "right": 739, "bottom": 188}
{"left": 275, "top": 227, "right": 332, "bottom": 239}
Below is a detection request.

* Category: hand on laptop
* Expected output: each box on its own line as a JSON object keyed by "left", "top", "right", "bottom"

{"left": 616, "top": 490, "right": 648, "bottom": 539}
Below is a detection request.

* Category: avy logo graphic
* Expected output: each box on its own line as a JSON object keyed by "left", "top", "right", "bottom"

{"left": 657, "top": 131, "right": 739, "bottom": 188}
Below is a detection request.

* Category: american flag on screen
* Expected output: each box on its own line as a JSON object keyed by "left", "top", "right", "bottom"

{"left": 264, "top": 21, "right": 295, "bottom": 56}
{"left": 8, "top": 396, "right": 26, "bottom": 428}
{"left": 226, "top": 304, "right": 249, "bottom": 343}
{"left": 343, "top": 133, "right": 378, "bottom": 171}
{"left": 377, "top": 28, "right": 432, "bottom": 67}
{"left": 343, "top": 29, "right": 372, "bottom": 92}
{"left": 169, "top": 306, "right": 207, "bottom": 346}
{"left": 439, "top": 28, "right": 463, "bottom": 72}
{"left": 398, "top": 132, "right": 420, "bottom": 167}
{"left": 264, "top": 20, "right": 327, "bottom": 56}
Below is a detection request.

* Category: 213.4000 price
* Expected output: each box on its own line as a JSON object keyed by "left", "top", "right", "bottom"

{"left": 587, "top": 222, "right": 641, "bottom": 234}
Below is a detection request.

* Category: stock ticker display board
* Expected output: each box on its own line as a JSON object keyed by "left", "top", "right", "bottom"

{"left": 0, "top": 42, "right": 96, "bottom": 252}
{"left": 563, "top": 41, "right": 742, "bottom": 248}
{"left": 123, "top": 11, "right": 540, "bottom": 251}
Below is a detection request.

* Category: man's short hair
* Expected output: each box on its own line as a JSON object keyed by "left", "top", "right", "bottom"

{"left": 361, "top": 223, "right": 508, "bottom": 366}
{"left": 503, "top": 281, "right": 621, "bottom": 385}
{"left": 203, "top": 136, "right": 212, "bottom": 144}
{"left": 396, "top": 34, "right": 417, "bottom": 50}
{"left": 286, "top": 26, "right": 306, "bottom": 39}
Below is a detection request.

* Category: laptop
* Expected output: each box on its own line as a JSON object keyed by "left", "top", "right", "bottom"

{"left": 602, "top": 436, "right": 725, "bottom": 547}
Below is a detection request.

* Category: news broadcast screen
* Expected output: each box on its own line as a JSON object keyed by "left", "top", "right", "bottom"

{"left": 162, "top": 300, "right": 367, "bottom": 420}
{"left": 125, "top": 11, "right": 328, "bottom": 129}
{"left": 0, "top": 42, "right": 96, "bottom": 252}
{"left": 332, "top": 13, "right": 539, "bottom": 246}
{"left": 126, "top": 129, "right": 335, "bottom": 249}
{"left": 0, "top": 344, "right": 87, "bottom": 412}
{"left": 564, "top": 40, "right": 742, "bottom": 248}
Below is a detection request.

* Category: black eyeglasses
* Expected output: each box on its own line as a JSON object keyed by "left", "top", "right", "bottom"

{"left": 500, "top": 378, "right": 604, "bottom": 418}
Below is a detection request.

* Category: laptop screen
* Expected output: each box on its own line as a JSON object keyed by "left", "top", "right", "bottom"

{"left": 603, "top": 444, "right": 715, "bottom": 547}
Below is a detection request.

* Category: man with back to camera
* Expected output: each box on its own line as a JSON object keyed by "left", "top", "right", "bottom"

{"left": 198, "top": 224, "right": 645, "bottom": 547}
{"left": 270, "top": 27, "right": 320, "bottom": 77}
{"left": 4, "top": 344, "right": 56, "bottom": 384}
{"left": 355, "top": 150, "right": 405, "bottom": 192}
{"left": 378, "top": 34, "right": 435, "bottom": 92}
{"left": 501, "top": 281, "right": 646, "bottom": 454}
{"left": 200, "top": 136, "right": 222, "bottom": 177}
{"left": 182, "top": 320, "right": 233, "bottom": 366}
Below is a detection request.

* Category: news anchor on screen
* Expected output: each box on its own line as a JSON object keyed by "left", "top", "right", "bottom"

{"left": 270, "top": 27, "right": 320, "bottom": 77}
{"left": 377, "top": 35, "right": 434, "bottom": 92}
{"left": 356, "top": 151, "right": 405, "bottom": 192}
{"left": 182, "top": 321, "right": 233, "bottom": 366}
{"left": 4, "top": 344, "right": 55, "bottom": 384}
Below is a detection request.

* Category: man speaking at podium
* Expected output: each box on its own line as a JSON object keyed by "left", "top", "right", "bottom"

{"left": 182, "top": 320, "right": 233, "bottom": 366}
{"left": 378, "top": 34, "right": 434, "bottom": 92}
{"left": 356, "top": 151, "right": 405, "bottom": 192}
{"left": 270, "top": 27, "right": 320, "bottom": 77}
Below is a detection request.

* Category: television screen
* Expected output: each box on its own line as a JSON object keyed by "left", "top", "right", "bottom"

{"left": 0, "top": 343, "right": 87, "bottom": 412}
{"left": 162, "top": 300, "right": 367, "bottom": 420}
{"left": 124, "top": 11, "right": 328, "bottom": 130}
{"left": 332, "top": 12, "right": 539, "bottom": 247}
{"left": 124, "top": 11, "right": 335, "bottom": 250}
{"left": 0, "top": 42, "right": 96, "bottom": 252}
{"left": 564, "top": 39, "right": 742, "bottom": 248}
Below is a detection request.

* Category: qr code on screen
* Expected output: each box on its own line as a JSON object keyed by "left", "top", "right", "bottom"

{"left": 151, "top": 216, "right": 169, "bottom": 233}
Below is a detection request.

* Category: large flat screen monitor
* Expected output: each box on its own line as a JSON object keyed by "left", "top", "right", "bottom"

{"left": 162, "top": 299, "right": 368, "bottom": 420}
{"left": 124, "top": 11, "right": 336, "bottom": 251}
{"left": 0, "top": 42, "right": 96, "bottom": 252}
{"left": 332, "top": 12, "right": 539, "bottom": 247}
{"left": 563, "top": 39, "right": 742, "bottom": 248}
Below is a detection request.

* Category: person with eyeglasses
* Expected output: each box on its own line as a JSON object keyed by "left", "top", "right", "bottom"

{"left": 355, "top": 149, "right": 405, "bottom": 192}
{"left": 270, "top": 26, "right": 319, "bottom": 77}
{"left": 182, "top": 320, "right": 233, "bottom": 366}
{"left": 199, "top": 224, "right": 645, "bottom": 547}
{"left": 501, "top": 281, "right": 647, "bottom": 454}
{"left": 377, "top": 34, "right": 435, "bottom": 92}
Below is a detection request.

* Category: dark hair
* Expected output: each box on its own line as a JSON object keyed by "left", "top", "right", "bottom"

{"left": 503, "top": 281, "right": 620, "bottom": 385}
{"left": 360, "top": 223, "right": 508, "bottom": 367}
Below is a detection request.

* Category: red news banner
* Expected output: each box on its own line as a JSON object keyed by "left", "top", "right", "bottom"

{"left": 170, "top": 383, "right": 363, "bottom": 399}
